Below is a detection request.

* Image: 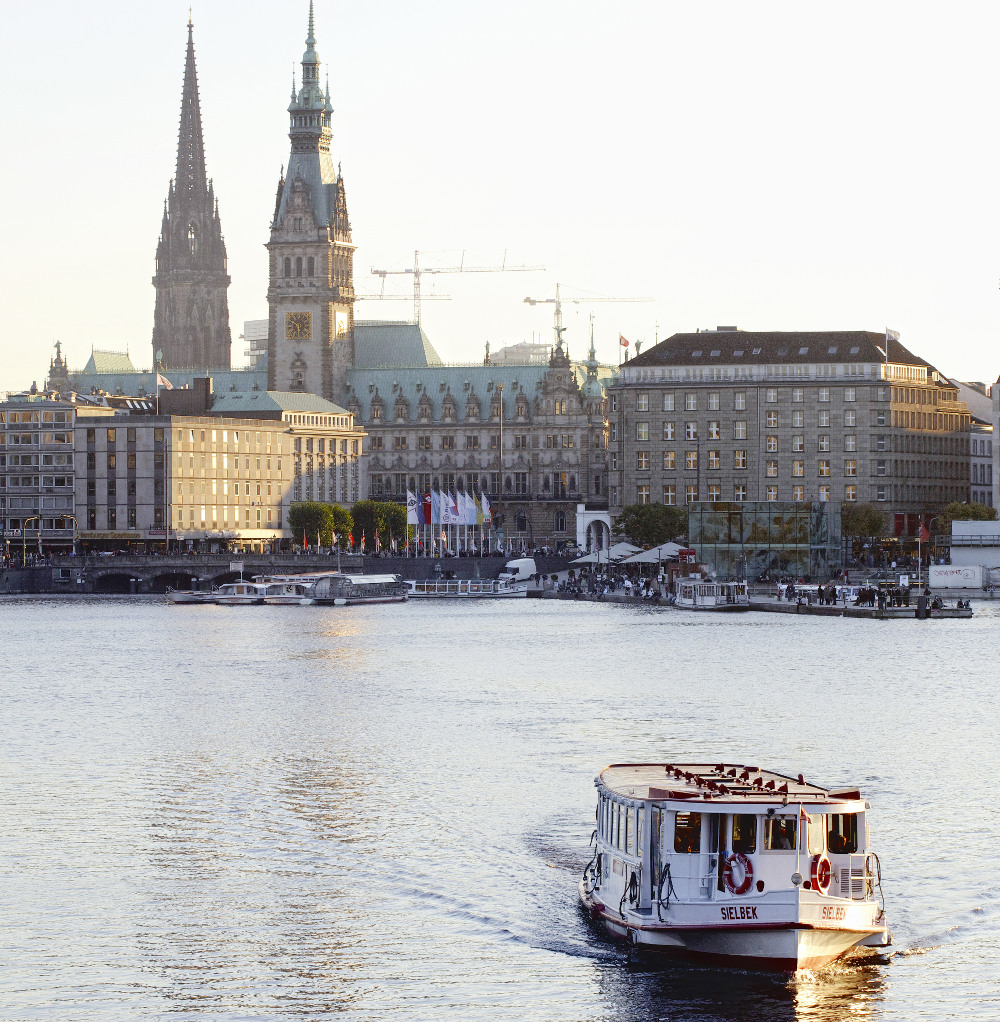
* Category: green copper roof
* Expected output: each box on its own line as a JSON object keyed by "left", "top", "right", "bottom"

{"left": 210, "top": 390, "right": 348, "bottom": 416}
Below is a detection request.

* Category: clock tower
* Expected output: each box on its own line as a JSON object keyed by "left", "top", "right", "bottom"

{"left": 267, "top": 3, "right": 355, "bottom": 400}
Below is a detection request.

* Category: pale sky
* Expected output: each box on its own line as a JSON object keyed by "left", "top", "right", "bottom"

{"left": 2, "top": 0, "right": 1000, "bottom": 393}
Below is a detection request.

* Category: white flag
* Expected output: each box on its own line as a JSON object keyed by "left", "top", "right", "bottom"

{"left": 406, "top": 490, "right": 419, "bottom": 526}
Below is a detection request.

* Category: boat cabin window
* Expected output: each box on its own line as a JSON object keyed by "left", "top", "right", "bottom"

{"left": 764, "top": 815, "right": 797, "bottom": 850}
{"left": 731, "top": 814, "right": 757, "bottom": 854}
{"left": 626, "top": 807, "right": 635, "bottom": 857}
{"left": 827, "top": 813, "right": 858, "bottom": 854}
{"left": 674, "top": 812, "right": 701, "bottom": 853}
{"left": 807, "top": 817, "right": 824, "bottom": 856}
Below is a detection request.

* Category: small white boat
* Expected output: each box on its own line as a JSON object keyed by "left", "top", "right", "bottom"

{"left": 674, "top": 579, "right": 750, "bottom": 611}
{"left": 165, "top": 588, "right": 216, "bottom": 604}
{"left": 214, "top": 581, "right": 269, "bottom": 605}
{"left": 263, "top": 581, "right": 316, "bottom": 605}
{"left": 580, "top": 762, "right": 891, "bottom": 971}
{"left": 404, "top": 577, "right": 528, "bottom": 598}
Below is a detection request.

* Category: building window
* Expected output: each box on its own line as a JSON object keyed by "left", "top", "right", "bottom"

{"left": 766, "top": 436, "right": 778, "bottom": 453}
{"left": 818, "top": 409, "right": 830, "bottom": 427}
{"left": 442, "top": 435, "right": 455, "bottom": 450}
{"left": 792, "top": 410, "right": 804, "bottom": 428}
{"left": 876, "top": 460, "right": 888, "bottom": 476}
{"left": 845, "top": 410, "right": 856, "bottom": 427}
{"left": 818, "top": 387, "right": 830, "bottom": 402}
{"left": 662, "top": 393, "right": 675, "bottom": 411}
{"left": 792, "top": 485, "right": 805, "bottom": 501}
{"left": 663, "top": 484, "right": 676, "bottom": 505}
{"left": 734, "top": 421, "right": 747, "bottom": 440}
{"left": 637, "top": 485, "right": 650, "bottom": 504}
{"left": 708, "top": 420, "right": 720, "bottom": 440}
{"left": 708, "top": 484, "right": 721, "bottom": 502}
{"left": 766, "top": 486, "right": 778, "bottom": 501}
{"left": 766, "top": 388, "right": 778, "bottom": 402}
{"left": 636, "top": 393, "right": 649, "bottom": 411}
{"left": 819, "top": 484, "right": 831, "bottom": 501}
{"left": 792, "top": 435, "right": 804, "bottom": 452}
{"left": 845, "top": 387, "right": 856, "bottom": 402}
{"left": 792, "top": 388, "right": 804, "bottom": 403}
{"left": 708, "top": 392, "right": 720, "bottom": 410}
{"left": 845, "top": 459, "right": 857, "bottom": 476}
{"left": 663, "top": 421, "right": 675, "bottom": 441}
{"left": 818, "top": 460, "right": 831, "bottom": 477}
{"left": 875, "top": 486, "right": 887, "bottom": 501}
{"left": 818, "top": 435, "right": 830, "bottom": 452}
{"left": 708, "top": 450, "right": 720, "bottom": 470}
{"left": 636, "top": 422, "right": 649, "bottom": 441}
{"left": 685, "top": 393, "right": 697, "bottom": 411}
{"left": 393, "top": 436, "right": 408, "bottom": 450}
{"left": 636, "top": 451, "right": 650, "bottom": 471}
{"left": 685, "top": 484, "right": 699, "bottom": 503}
{"left": 734, "top": 450, "right": 747, "bottom": 470}
{"left": 734, "top": 391, "right": 746, "bottom": 410}
{"left": 663, "top": 451, "right": 676, "bottom": 471}
{"left": 514, "top": 434, "right": 528, "bottom": 449}
{"left": 766, "top": 411, "right": 779, "bottom": 428}
{"left": 845, "top": 484, "right": 857, "bottom": 501}
{"left": 554, "top": 511, "right": 566, "bottom": 531}
{"left": 792, "top": 460, "right": 804, "bottom": 477}
{"left": 734, "top": 483, "right": 747, "bottom": 501}
{"left": 844, "top": 435, "right": 856, "bottom": 452}
{"left": 685, "top": 422, "right": 698, "bottom": 441}
{"left": 685, "top": 450, "right": 698, "bottom": 471}
{"left": 766, "top": 460, "right": 778, "bottom": 477}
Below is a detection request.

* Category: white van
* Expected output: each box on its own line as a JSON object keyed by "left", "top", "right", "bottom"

{"left": 499, "top": 557, "right": 537, "bottom": 583}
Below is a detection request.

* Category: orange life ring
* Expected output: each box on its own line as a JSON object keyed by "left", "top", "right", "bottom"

{"left": 723, "top": 852, "right": 753, "bottom": 895}
{"left": 811, "top": 854, "right": 833, "bottom": 895}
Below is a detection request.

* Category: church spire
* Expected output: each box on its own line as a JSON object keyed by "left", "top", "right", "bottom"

{"left": 175, "top": 18, "right": 208, "bottom": 202}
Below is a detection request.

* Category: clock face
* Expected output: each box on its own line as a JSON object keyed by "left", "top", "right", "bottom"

{"left": 285, "top": 311, "right": 311, "bottom": 340}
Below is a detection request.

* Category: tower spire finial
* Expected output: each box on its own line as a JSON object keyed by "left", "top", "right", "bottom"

{"left": 307, "top": 0, "right": 315, "bottom": 47}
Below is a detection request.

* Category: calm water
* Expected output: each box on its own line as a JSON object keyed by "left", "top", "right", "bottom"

{"left": 2, "top": 595, "right": 999, "bottom": 1020}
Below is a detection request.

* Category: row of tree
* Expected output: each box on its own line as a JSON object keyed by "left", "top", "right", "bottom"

{"left": 611, "top": 500, "right": 997, "bottom": 548}
{"left": 287, "top": 500, "right": 407, "bottom": 552}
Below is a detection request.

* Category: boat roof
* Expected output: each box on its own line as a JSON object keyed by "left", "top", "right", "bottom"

{"left": 597, "top": 763, "right": 865, "bottom": 808}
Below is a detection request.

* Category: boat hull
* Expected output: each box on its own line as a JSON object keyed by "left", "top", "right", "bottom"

{"left": 165, "top": 590, "right": 215, "bottom": 604}
{"left": 580, "top": 881, "right": 885, "bottom": 971}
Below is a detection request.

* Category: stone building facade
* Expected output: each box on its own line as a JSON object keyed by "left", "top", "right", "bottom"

{"left": 74, "top": 391, "right": 365, "bottom": 551}
{"left": 0, "top": 397, "right": 77, "bottom": 556}
{"left": 608, "top": 330, "right": 971, "bottom": 520}
{"left": 352, "top": 339, "right": 609, "bottom": 550}
{"left": 151, "top": 20, "right": 232, "bottom": 371}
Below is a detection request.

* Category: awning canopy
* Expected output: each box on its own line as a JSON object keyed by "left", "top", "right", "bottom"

{"left": 570, "top": 542, "right": 641, "bottom": 565}
{"left": 620, "top": 541, "right": 683, "bottom": 564}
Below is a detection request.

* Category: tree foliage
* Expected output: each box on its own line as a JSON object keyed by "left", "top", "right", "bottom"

{"left": 288, "top": 502, "right": 354, "bottom": 547}
{"left": 937, "top": 500, "right": 998, "bottom": 533}
{"left": 349, "top": 500, "right": 407, "bottom": 552}
{"left": 613, "top": 503, "right": 688, "bottom": 547}
{"left": 840, "top": 502, "right": 888, "bottom": 540}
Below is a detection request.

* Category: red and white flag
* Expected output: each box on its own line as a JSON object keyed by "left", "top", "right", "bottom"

{"left": 619, "top": 334, "right": 630, "bottom": 348}
{"left": 156, "top": 373, "right": 173, "bottom": 390}
{"left": 799, "top": 805, "right": 813, "bottom": 824}
{"left": 919, "top": 523, "right": 930, "bottom": 542}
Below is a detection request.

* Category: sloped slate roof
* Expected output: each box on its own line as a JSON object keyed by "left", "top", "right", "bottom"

{"left": 210, "top": 391, "right": 348, "bottom": 416}
{"left": 354, "top": 321, "right": 443, "bottom": 368}
{"left": 82, "top": 350, "right": 138, "bottom": 374}
{"left": 628, "top": 330, "right": 929, "bottom": 369}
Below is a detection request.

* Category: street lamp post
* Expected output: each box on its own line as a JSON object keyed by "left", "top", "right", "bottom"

{"left": 23, "top": 516, "right": 39, "bottom": 564}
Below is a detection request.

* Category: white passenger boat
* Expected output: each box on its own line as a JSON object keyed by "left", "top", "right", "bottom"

{"left": 580, "top": 762, "right": 890, "bottom": 971}
{"left": 404, "top": 577, "right": 528, "bottom": 598}
{"left": 313, "top": 572, "right": 408, "bottom": 605}
{"left": 214, "top": 581, "right": 269, "bottom": 605}
{"left": 263, "top": 581, "right": 316, "bottom": 605}
{"left": 165, "top": 588, "right": 217, "bottom": 604}
{"left": 674, "top": 579, "right": 750, "bottom": 611}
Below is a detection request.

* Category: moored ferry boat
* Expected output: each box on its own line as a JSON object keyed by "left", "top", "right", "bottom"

{"left": 580, "top": 762, "right": 890, "bottom": 971}
{"left": 404, "top": 577, "right": 528, "bottom": 598}
{"left": 674, "top": 579, "right": 750, "bottom": 611}
{"left": 214, "top": 581, "right": 269, "bottom": 605}
{"left": 313, "top": 572, "right": 408, "bottom": 605}
{"left": 262, "top": 580, "right": 317, "bottom": 605}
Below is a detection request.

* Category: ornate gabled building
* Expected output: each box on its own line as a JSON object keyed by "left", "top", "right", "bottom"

{"left": 151, "top": 19, "right": 232, "bottom": 372}
{"left": 266, "top": 3, "right": 356, "bottom": 401}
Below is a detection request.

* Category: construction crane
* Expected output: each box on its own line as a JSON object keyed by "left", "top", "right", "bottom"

{"left": 523, "top": 283, "right": 653, "bottom": 354}
{"left": 371, "top": 250, "right": 544, "bottom": 325}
